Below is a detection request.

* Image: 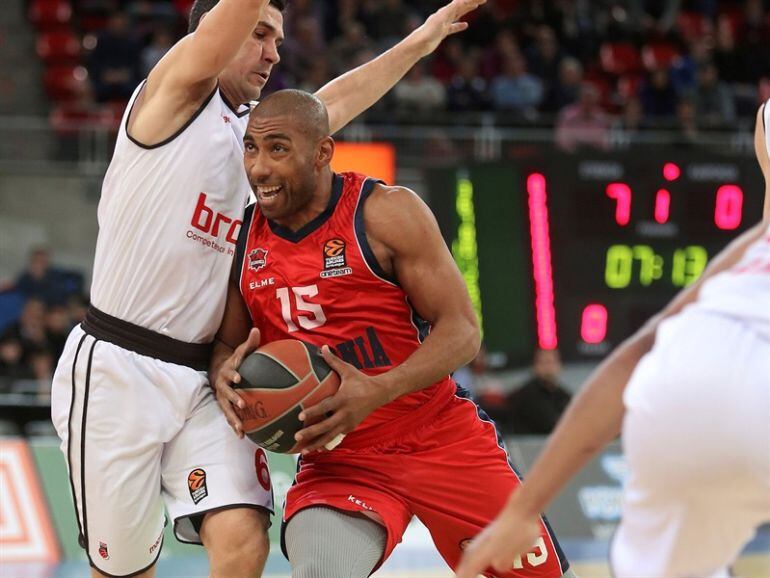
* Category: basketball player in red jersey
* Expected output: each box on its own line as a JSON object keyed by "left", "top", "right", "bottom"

{"left": 52, "top": 0, "right": 487, "bottom": 576}
{"left": 212, "top": 90, "right": 575, "bottom": 578}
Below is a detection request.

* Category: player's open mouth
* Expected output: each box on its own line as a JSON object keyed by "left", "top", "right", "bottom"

{"left": 257, "top": 185, "right": 282, "bottom": 201}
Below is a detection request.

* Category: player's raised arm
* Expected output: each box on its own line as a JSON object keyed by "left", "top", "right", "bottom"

{"left": 454, "top": 217, "right": 769, "bottom": 578}
{"left": 296, "top": 185, "right": 481, "bottom": 453}
{"left": 131, "top": 0, "right": 274, "bottom": 143}
{"left": 315, "top": 0, "right": 486, "bottom": 134}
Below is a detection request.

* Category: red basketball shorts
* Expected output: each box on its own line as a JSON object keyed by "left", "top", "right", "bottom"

{"left": 282, "top": 390, "right": 569, "bottom": 577}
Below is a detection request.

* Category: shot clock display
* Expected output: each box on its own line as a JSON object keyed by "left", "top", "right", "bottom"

{"left": 428, "top": 150, "right": 764, "bottom": 362}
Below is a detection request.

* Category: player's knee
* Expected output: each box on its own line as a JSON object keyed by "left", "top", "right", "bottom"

{"left": 201, "top": 507, "right": 270, "bottom": 577}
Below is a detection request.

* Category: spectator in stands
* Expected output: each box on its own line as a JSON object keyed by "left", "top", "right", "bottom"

{"left": 393, "top": 61, "right": 446, "bottom": 113}
{"left": 284, "top": 15, "right": 326, "bottom": 86}
{"left": 0, "top": 336, "right": 31, "bottom": 386}
{"left": 675, "top": 95, "right": 699, "bottom": 145}
{"left": 454, "top": 344, "right": 506, "bottom": 406}
{"left": 447, "top": 54, "right": 489, "bottom": 112}
{"left": 640, "top": 67, "right": 678, "bottom": 120}
{"left": 481, "top": 29, "right": 519, "bottom": 80}
{"left": 555, "top": 82, "right": 610, "bottom": 151}
{"left": 141, "top": 27, "right": 175, "bottom": 78}
{"left": 555, "top": 0, "right": 600, "bottom": 62}
{"left": 525, "top": 25, "right": 563, "bottom": 90}
{"left": 541, "top": 56, "right": 583, "bottom": 113}
{"left": 627, "top": 0, "right": 685, "bottom": 35}
{"left": 490, "top": 51, "right": 543, "bottom": 116}
{"left": 15, "top": 249, "right": 83, "bottom": 306}
{"left": 713, "top": 14, "right": 746, "bottom": 84}
{"left": 506, "top": 348, "right": 572, "bottom": 435}
{"left": 694, "top": 61, "right": 736, "bottom": 128}
{"left": 45, "top": 304, "right": 71, "bottom": 361}
{"left": 670, "top": 36, "right": 712, "bottom": 96}
{"left": 14, "top": 248, "right": 63, "bottom": 306}
{"left": 611, "top": 97, "right": 646, "bottom": 147}
{"left": 739, "top": 0, "right": 770, "bottom": 85}
{"left": 88, "top": 11, "right": 142, "bottom": 102}
{"left": 27, "top": 348, "right": 55, "bottom": 398}
{"left": 327, "top": 22, "right": 371, "bottom": 77}
{"left": 431, "top": 37, "right": 464, "bottom": 83}
{"left": 366, "top": 0, "right": 411, "bottom": 49}
{"left": 1, "top": 298, "right": 49, "bottom": 365}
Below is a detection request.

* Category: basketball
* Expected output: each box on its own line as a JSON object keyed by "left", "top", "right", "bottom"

{"left": 234, "top": 339, "right": 341, "bottom": 453}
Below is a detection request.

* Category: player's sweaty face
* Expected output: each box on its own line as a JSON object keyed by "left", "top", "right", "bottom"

{"left": 220, "top": 6, "right": 283, "bottom": 103}
{"left": 243, "top": 116, "right": 317, "bottom": 221}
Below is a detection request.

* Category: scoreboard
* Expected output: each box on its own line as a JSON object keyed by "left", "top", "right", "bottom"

{"left": 428, "top": 150, "right": 764, "bottom": 362}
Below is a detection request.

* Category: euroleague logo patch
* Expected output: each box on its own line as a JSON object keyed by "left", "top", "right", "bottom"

{"left": 321, "top": 238, "right": 352, "bottom": 278}
{"left": 248, "top": 248, "right": 268, "bottom": 272}
{"left": 188, "top": 468, "right": 209, "bottom": 505}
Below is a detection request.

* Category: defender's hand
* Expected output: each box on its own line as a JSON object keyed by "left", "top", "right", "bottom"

{"left": 213, "top": 328, "right": 261, "bottom": 438}
{"left": 295, "top": 345, "right": 391, "bottom": 454}
{"left": 411, "top": 0, "right": 486, "bottom": 58}
{"left": 454, "top": 505, "right": 541, "bottom": 578}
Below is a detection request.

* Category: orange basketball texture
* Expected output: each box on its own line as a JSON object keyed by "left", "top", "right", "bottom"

{"left": 234, "top": 340, "right": 340, "bottom": 453}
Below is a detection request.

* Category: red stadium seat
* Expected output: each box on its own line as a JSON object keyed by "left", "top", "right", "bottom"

{"left": 599, "top": 42, "right": 642, "bottom": 76}
{"left": 641, "top": 43, "right": 680, "bottom": 71}
{"left": 28, "top": 0, "right": 72, "bottom": 30}
{"left": 36, "top": 31, "right": 80, "bottom": 65}
{"left": 43, "top": 65, "right": 87, "bottom": 101}
{"left": 677, "top": 12, "right": 711, "bottom": 41}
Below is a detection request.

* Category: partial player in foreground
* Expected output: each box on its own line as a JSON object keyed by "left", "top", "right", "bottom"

{"left": 212, "top": 89, "right": 575, "bottom": 578}
{"left": 50, "top": 0, "right": 486, "bottom": 576}
{"left": 456, "top": 104, "right": 770, "bottom": 578}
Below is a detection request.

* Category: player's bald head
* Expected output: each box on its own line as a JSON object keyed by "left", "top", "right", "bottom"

{"left": 250, "top": 89, "right": 330, "bottom": 142}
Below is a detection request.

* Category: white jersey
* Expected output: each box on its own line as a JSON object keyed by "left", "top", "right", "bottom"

{"left": 90, "top": 82, "right": 252, "bottom": 343}
{"left": 695, "top": 222, "right": 770, "bottom": 339}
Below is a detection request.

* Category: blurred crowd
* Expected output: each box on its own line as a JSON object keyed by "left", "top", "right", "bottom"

{"left": 36, "top": 0, "right": 770, "bottom": 139}
{"left": 0, "top": 249, "right": 86, "bottom": 398}
{"left": 455, "top": 346, "right": 573, "bottom": 435}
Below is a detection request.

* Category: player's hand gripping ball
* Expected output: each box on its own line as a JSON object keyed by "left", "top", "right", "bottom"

{"left": 233, "top": 340, "right": 341, "bottom": 453}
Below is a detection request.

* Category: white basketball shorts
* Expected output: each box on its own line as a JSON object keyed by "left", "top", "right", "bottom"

{"left": 51, "top": 325, "right": 274, "bottom": 577}
{"left": 612, "top": 307, "right": 770, "bottom": 577}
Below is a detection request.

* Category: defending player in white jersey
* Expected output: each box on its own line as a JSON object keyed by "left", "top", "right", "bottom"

{"left": 456, "top": 103, "right": 770, "bottom": 578}
{"left": 50, "top": 1, "right": 485, "bottom": 576}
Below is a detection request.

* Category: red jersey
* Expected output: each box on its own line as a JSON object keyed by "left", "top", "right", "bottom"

{"left": 235, "top": 172, "right": 456, "bottom": 446}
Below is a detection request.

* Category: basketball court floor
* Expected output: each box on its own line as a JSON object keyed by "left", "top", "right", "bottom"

{"left": 5, "top": 523, "right": 769, "bottom": 577}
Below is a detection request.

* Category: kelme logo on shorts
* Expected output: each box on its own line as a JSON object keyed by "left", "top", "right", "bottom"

{"left": 188, "top": 468, "right": 208, "bottom": 504}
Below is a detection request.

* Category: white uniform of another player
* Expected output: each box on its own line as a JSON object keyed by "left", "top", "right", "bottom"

{"left": 611, "top": 105, "right": 770, "bottom": 577}
{"left": 51, "top": 82, "right": 273, "bottom": 577}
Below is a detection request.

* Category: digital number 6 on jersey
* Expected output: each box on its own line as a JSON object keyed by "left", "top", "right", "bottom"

{"left": 276, "top": 285, "right": 327, "bottom": 332}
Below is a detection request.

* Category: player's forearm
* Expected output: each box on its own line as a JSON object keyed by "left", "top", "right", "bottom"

{"left": 316, "top": 34, "right": 425, "bottom": 135}
{"left": 375, "top": 315, "right": 481, "bottom": 402}
{"left": 508, "top": 327, "right": 655, "bottom": 518}
{"left": 175, "top": 0, "right": 269, "bottom": 84}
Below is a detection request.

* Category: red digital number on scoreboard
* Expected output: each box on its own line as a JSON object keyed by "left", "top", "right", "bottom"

{"left": 604, "top": 163, "right": 744, "bottom": 230}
